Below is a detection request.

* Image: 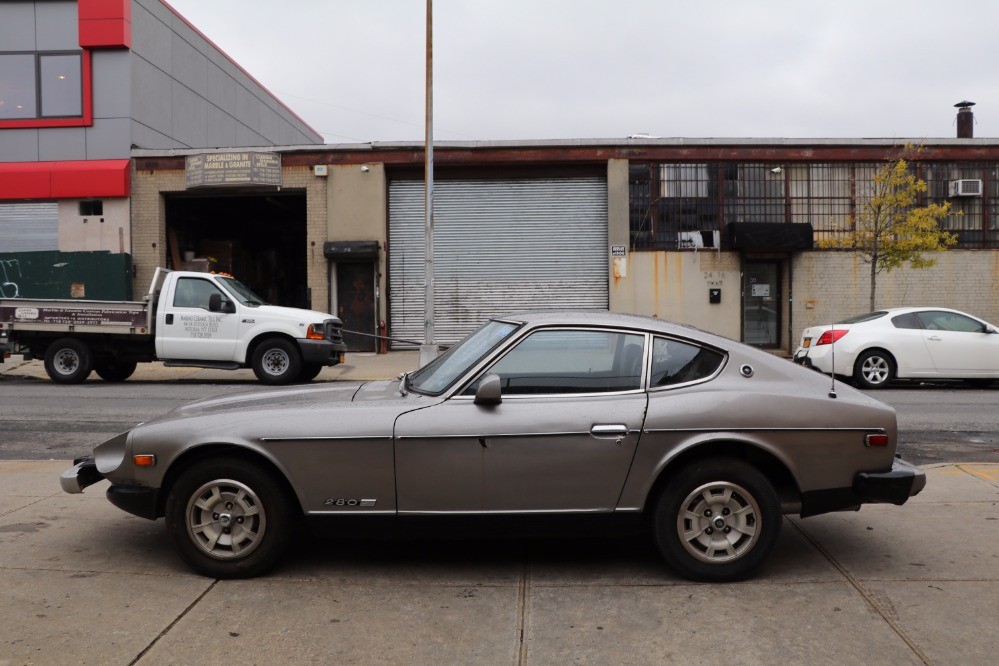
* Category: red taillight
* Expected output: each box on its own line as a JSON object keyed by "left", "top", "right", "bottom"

{"left": 815, "top": 329, "right": 849, "bottom": 346}
{"left": 866, "top": 434, "right": 889, "bottom": 447}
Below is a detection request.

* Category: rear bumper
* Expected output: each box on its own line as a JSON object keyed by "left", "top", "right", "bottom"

{"left": 60, "top": 456, "right": 105, "bottom": 493}
{"left": 854, "top": 457, "right": 927, "bottom": 505}
{"left": 297, "top": 339, "right": 347, "bottom": 366}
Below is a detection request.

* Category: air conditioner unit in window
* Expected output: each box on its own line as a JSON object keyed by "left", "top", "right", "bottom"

{"left": 678, "top": 231, "right": 720, "bottom": 249}
{"left": 948, "top": 179, "right": 983, "bottom": 197}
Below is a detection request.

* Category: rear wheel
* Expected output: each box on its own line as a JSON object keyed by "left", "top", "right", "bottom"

{"left": 43, "top": 338, "right": 93, "bottom": 384}
{"left": 854, "top": 349, "right": 896, "bottom": 389}
{"left": 165, "top": 457, "right": 295, "bottom": 579}
{"left": 653, "top": 458, "right": 781, "bottom": 582}
{"left": 251, "top": 338, "right": 301, "bottom": 385}
{"left": 94, "top": 358, "right": 137, "bottom": 382}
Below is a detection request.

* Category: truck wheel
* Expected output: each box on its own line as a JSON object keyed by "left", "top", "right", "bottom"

{"left": 251, "top": 338, "right": 301, "bottom": 385}
{"left": 652, "top": 458, "right": 781, "bottom": 582}
{"left": 165, "top": 456, "right": 295, "bottom": 579}
{"left": 297, "top": 362, "right": 323, "bottom": 382}
{"left": 95, "top": 359, "right": 137, "bottom": 382}
{"left": 44, "top": 338, "right": 93, "bottom": 384}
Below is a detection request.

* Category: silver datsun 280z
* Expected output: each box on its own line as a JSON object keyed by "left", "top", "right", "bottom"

{"left": 61, "top": 312, "right": 925, "bottom": 581}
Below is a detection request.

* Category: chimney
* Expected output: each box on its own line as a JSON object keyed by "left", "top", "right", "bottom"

{"left": 955, "top": 101, "right": 975, "bottom": 138}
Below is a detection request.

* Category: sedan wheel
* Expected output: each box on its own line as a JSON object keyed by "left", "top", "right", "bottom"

{"left": 166, "top": 457, "right": 294, "bottom": 578}
{"left": 653, "top": 458, "right": 780, "bottom": 581}
{"left": 854, "top": 350, "right": 896, "bottom": 389}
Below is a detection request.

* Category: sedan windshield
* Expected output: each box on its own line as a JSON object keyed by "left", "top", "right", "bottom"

{"left": 407, "top": 320, "right": 520, "bottom": 395}
{"left": 217, "top": 276, "right": 268, "bottom": 306}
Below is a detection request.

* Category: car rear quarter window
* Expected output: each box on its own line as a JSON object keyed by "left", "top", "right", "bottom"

{"left": 891, "top": 313, "right": 920, "bottom": 329}
{"left": 650, "top": 337, "right": 725, "bottom": 388}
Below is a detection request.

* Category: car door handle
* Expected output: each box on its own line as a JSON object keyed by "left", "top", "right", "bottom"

{"left": 165, "top": 314, "right": 174, "bottom": 325}
{"left": 590, "top": 424, "right": 628, "bottom": 438}
{"left": 928, "top": 335, "right": 942, "bottom": 342}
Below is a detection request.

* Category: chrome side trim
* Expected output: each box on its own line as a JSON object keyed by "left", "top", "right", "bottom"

{"left": 258, "top": 435, "right": 392, "bottom": 442}
{"left": 398, "top": 508, "right": 610, "bottom": 515}
{"left": 396, "top": 430, "right": 642, "bottom": 441}
{"left": 306, "top": 510, "right": 396, "bottom": 516}
{"left": 643, "top": 427, "right": 886, "bottom": 434}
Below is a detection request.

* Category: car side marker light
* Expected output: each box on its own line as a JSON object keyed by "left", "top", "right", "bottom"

{"left": 133, "top": 454, "right": 157, "bottom": 467}
{"left": 866, "top": 434, "right": 889, "bottom": 447}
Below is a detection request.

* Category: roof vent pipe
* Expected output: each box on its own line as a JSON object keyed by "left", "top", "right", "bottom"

{"left": 955, "top": 101, "right": 975, "bottom": 138}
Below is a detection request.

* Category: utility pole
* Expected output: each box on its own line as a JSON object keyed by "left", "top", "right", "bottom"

{"left": 419, "top": 0, "right": 438, "bottom": 366}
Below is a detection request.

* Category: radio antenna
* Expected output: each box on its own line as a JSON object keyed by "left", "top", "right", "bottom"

{"left": 828, "top": 320, "right": 838, "bottom": 399}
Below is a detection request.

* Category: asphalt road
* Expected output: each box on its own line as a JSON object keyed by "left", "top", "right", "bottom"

{"left": 0, "top": 375, "right": 996, "bottom": 464}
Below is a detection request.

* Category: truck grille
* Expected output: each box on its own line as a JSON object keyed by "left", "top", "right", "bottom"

{"left": 324, "top": 318, "right": 344, "bottom": 344}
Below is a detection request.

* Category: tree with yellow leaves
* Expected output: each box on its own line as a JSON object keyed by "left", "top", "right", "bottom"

{"left": 819, "top": 151, "right": 956, "bottom": 311}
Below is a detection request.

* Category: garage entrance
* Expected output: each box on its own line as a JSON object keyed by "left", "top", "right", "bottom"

{"left": 165, "top": 191, "right": 308, "bottom": 309}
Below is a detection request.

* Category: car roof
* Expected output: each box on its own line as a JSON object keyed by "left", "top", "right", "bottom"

{"left": 496, "top": 310, "right": 720, "bottom": 340}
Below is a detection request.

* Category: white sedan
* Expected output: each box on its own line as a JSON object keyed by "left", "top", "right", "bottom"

{"left": 794, "top": 307, "right": 999, "bottom": 389}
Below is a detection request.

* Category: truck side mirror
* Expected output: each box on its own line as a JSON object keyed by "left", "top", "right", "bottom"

{"left": 474, "top": 373, "right": 503, "bottom": 406}
{"left": 209, "top": 293, "right": 234, "bottom": 313}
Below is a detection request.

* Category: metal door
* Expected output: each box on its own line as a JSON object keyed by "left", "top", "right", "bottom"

{"left": 743, "top": 261, "right": 781, "bottom": 347}
{"left": 335, "top": 262, "right": 376, "bottom": 352}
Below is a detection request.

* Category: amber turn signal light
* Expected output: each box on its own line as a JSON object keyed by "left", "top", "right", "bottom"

{"left": 133, "top": 454, "right": 157, "bottom": 467}
{"left": 306, "top": 324, "right": 325, "bottom": 340}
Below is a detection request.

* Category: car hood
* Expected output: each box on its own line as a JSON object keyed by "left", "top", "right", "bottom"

{"left": 247, "top": 304, "right": 341, "bottom": 326}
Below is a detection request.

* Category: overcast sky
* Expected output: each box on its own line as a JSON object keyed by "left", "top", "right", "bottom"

{"left": 166, "top": 0, "right": 999, "bottom": 144}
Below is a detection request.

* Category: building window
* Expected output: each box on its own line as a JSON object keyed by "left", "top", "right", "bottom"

{"left": 0, "top": 52, "right": 83, "bottom": 120}
{"left": 78, "top": 200, "right": 103, "bottom": 216}
{"left": 922, "top": 162, "right": 987, "bottom": 248}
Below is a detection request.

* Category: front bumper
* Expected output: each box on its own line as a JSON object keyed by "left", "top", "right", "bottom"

{"left": 854, "top": 457, "right": 927, "bottom": 505}
{"left": 297, "top": 339, "right": 347, "bottom": 366}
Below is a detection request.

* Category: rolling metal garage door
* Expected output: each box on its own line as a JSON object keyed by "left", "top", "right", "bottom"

{"left": 389, "top": 177, "right": 608, "bottom": 348}
{"left": 0, "top": 203, "right": 58, "bottom": 252}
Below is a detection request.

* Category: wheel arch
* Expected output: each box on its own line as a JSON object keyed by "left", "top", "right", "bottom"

{"left": 155, "top": 443, "right": 303, "bottom": 519}
{"left": 641, "top": 439, "right": 800, "bottom": 517}
{"left": 244, "top": 331, "right": 300, "bottom": 365}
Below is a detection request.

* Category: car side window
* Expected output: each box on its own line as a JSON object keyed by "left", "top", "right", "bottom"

{"left": 891, "top": 313, "right": 920, "bottom": 329}
{"left": 464, "top": 329, "right": 645, "bottom": 395}
{"left": 173, "top": 277, "right": 224, "bottom": 310}
{"left": 650, "top": 336, "right": 724, "bottom": 387}
{"left": 916, "top": 311, "right": 983, "bottom": 333}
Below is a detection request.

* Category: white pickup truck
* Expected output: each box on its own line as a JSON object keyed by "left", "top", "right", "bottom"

{"left": 0, "top": 268, "right": 346, "bottom": 385}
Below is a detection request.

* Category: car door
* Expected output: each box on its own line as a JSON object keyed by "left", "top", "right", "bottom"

{"left": 916, "top": 310, "right": 999, "bottom": 375}
{"left": 394, "top": 328, "right": 648, "bottom": 513}
{"left": 157, "top": 276, "right": 240, "bottom": 361}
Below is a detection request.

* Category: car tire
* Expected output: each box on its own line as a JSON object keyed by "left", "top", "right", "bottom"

{"left": 251, "top": 338, "right": 301, "bottom": 385}
{"left": 854, "top": 349, "right": 896, "bottom": 389}
{"left": 652, "top": 458, "right": 781, "bottom": 582}
{"left": 43, "top": 338, "right": 93, "bottom": 384}
{"left": 165, "top": 457, "right": 295, "bottom": 579}
{"left": 297, "top": 362, "right": 323, "bottom": 382}
{"left": 94, "top": 358, "right": 137, "bottom": 382}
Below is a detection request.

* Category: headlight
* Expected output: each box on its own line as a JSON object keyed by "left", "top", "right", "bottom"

{"left": 306, "top": 323, "right": 325, "bottom": 340}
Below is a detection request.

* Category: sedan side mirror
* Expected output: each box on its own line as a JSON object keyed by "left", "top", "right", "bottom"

{"left": 474, "top": 373, "right": 502, "bottom": 406}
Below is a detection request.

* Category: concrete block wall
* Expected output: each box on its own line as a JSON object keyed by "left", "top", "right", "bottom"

{"left": 792, "top": 249, "right": 999, "bottom": 340}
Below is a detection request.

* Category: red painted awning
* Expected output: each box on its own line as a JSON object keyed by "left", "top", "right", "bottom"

{"left": 0, "top": 159, "right": 130, "bottom": 200}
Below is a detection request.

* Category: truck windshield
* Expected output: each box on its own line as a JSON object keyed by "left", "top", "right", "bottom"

{"left": 407, "top": 320, "right": 520, "bottom": 396}
{"left": 217, "top": 277, "right": 268, "bottom": 306}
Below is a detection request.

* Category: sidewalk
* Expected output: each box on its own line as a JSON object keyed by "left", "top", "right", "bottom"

{"left": 0, "top": 351, "right": 421, "bottom": 383}
{"left": 1, "top": 463, "right": 997, "bottom": 664}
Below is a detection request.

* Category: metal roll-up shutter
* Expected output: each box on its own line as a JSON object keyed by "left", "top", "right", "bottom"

{"left": 0, "top": 203, "right": 59, "bottom": 252}
{"left": 389, "top": 177, "right": 608, "bottom": 348}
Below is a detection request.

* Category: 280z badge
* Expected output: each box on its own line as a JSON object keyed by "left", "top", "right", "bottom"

{"left": 324, "top": 498, "right": 377, "bottom": 507}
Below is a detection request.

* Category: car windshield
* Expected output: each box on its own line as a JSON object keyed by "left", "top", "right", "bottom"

{"left": 836, "top": 311, "right": 887, "bottom": 325}
{"left": 217, "top": 276, "right": 268, "bottom": 306}
{"left": 407, "top": 320, "right": 520, "bottom": 395}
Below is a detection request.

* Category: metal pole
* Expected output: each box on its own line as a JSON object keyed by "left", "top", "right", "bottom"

{"left": 419, "top": 0, "right": 438, "bottom": 366}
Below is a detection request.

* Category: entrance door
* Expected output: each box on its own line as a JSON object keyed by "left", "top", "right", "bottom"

{"left": 336, "top": 262, "right": 376, "bottom": 352}
{"left": 743, "top": 261, "right": 781, "bottom": 348}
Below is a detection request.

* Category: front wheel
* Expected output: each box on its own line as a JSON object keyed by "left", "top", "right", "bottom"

{"left": 251, "top": 338, "right": 302, "bottom": 385}
{"left": 43, "top": 338, "right": 93, "bottom": 384}
{"left": 165, "top": 457, "right": 295, "bottom": 579}
{"left": 854, "top": 350, "right": 896, "bottom": 389}
{"left": 94, "top": 358, "right": 137, "bottom": 382}
{"left": 653, "top": 458, "right": 781, "bottom": 582}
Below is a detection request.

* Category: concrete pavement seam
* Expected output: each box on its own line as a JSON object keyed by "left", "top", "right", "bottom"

{"left": 516, "top": 561, "right": 531, "bottom": 666}
{"left": 128, "top": 579, "right": 218, "bottom": 665}
{"left": 787, "top": 518, "right": 934, "bottom": 665}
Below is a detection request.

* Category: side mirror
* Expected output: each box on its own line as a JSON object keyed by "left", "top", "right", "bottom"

{"left": 208, "top": 293, "right": 235, "bottom": 313}
{"left": 474, "top": 373, "right": 502, "bottom": 406}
